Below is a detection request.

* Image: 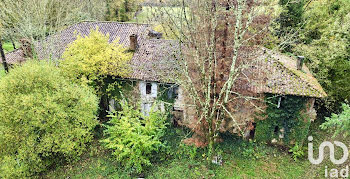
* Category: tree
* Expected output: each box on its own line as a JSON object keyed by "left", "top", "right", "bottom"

{"left": 0, "top": 60, "right": 99, "bottom": 178}
{"left": 155, "top": 0, "right": 277, "bottom": 156}
{"left": 321, "top": 103, "right": 350, "bottom": 137}
{"left": 295, "top": 0, "right": 350, "bottom": 114}
{"left": 0, "top": 0, "right": 107, "bottom": 41}
{"left": 0, "top": 41, "right": 9, "bottom": 73}
{"left": 274, "top": 0, "right": 306, "bottom": 52}
{"left": 0, "top": 24, "right": 9, "bottom": 73}
{"left": 106, "top": 0, "right": 143, "bottom": 22}
{"left": 60, "top": 29, "right": 132, "bottom": 118}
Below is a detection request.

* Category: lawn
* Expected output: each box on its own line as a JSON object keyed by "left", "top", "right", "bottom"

{"left": 2, "top": 41, "right": 16, "bottom": 53}
{"left": 44, "top": 124, "right": 328, "bottom": 179}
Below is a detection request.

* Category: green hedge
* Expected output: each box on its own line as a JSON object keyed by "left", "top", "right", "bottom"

{"left": 0, "top": 61, "right": 99, "bottom": 178}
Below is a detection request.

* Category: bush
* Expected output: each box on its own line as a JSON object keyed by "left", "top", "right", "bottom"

{"left": 101, "top": 100, "right": 167, "bottom": 173}
{"left": 60, "top": 28, "right": 132, "bottom": 95}
{"left": 289, "top": 142, "right": 305, "bottom": 161}
{"left": 0, "top": 61, "right": 99, "bottom": 178}
{"left": 320, "top": 103, "right": 350, "bottom": 137}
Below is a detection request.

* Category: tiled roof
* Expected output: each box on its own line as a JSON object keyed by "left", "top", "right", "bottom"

{"left": 35, "top": 21, "right": 151, "bottom": 60}
{"left": 1, "top": 21, "right": 326, "bottom": 98}
{"left": 1, "top": 49, "right": 26, "bottom": 64}
{"left": 247, "top": 48, "right": 327, "bottom": 98}
{"left": 130, "top": 39, "right": 180, "bottom": 83}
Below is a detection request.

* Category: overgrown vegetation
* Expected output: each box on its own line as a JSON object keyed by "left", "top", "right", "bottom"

{"left": 60, "top": 29, "right": 132, "bottom": 118}
{"left": 101, "top": 100, "right": 168, "bottom": 174}
{"left": 0, "top": 61, "right": 99, "bottom": 178}
{"left": 1, "top": 0, "right": 350, "bottom": 178}
{"left": 45, "top": 126, "right": 316, "bottom": 178}
{"left": 296, "top": 0, "right": 350, "bottom": 114}
{"left": 61, "top": 29, "right": 132, "bottom": 90}
{"left": 321, "top": 103, "right": 350, "bottom": 137}
{"left": 255, "top": 94, "right": 310, "bottom": 146}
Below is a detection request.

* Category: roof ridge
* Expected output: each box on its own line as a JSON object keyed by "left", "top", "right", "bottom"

{"left": 267, "top": 50, "right": 327, "bottom": 97}
{"left": 80, "top": 20, "right": 151, "bottom": 26}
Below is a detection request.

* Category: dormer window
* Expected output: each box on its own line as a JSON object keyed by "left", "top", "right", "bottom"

{"left": 146, "top": 83, "right": 152, "bottom": 94}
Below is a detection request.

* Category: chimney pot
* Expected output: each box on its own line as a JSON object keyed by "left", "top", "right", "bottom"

{"left": 20, "top": 38, "right": 33, "bottom": 58}
{"left": 297, "top": 56, "right": 304, "bottom": 70}
{"left": 129, "top": 34, "right": 138, "bottom": 51}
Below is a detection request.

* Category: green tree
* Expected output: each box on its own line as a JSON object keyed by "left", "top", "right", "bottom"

{"left": 321, "top": 103, "right": 350, "bottom": 137}
{"left": 106, "top": 0, "right": 143, "bottom": 22}
{"left": 60, "top": 29, "right": 132, "bottom": 94}
{"left": 0, "top": 60, "right": 99, "bottom": 178}
{"left": 295, "top": 0, "right": 350, "bottom": 113}
{"left": 60, "top": 29, "right": 132, "bottom": 119}
{"left": 101, "top": 100, "right": 167, "bottom": 173}
{"left": 274, "top": 0, "right": 306, "bottom": 52}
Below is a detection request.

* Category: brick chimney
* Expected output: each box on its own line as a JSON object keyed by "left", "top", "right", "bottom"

{"left": 20, "top": 38, "right": 33, "bottom": 58}
{"left": 129, "top": 34, "right": 138, "bottom": 51}
{"left": 297, "top": 56, "right": 304, "bottom": 70}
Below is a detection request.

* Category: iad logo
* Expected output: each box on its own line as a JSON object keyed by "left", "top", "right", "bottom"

{"left": 308, "top": 136, "right": 348, "bottom": 165}
{"left": 308, "top": 136, "right": 349, "bottom": 178}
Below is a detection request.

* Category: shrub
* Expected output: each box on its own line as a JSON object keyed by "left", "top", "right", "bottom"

{"left": 0, "top": 61, "right": 99, "bottom": 178}
{"left": 101, "top": 100, "right": 167, "bottom": 173}
{"left": 289, "top": 142, "right": 305, "bottom": 161}
{"left": 320, "top": 103, "right": 350, "bottom": 137}
{"left": 60, "top": 28, "right": 132, "bottom": 96}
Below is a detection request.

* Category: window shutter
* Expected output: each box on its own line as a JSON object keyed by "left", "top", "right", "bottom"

{"left": 139, "top": 81, "right": 146, "bottom": 96}
{"left": 151, "top": 83, "right": 158, "bottom": 98}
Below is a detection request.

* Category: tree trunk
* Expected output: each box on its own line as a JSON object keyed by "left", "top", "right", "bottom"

{"left": 10, "top": 36, "right": 16, "bottom": 49}
{"left": 0, "top": 40, "right": 9, "bottom": 73}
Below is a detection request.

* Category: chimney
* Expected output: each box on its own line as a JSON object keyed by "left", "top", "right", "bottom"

{"left": 148, "top": 30, "right": 163, "bottom": 39}
{"left": 129, "top": 34, "right": 138, "bottom": 51}
{"left": 297, "top": 56, "right": 304, "bottom": 70}
{"left": 20, "top": 38, "right": 33, "bottom": 58}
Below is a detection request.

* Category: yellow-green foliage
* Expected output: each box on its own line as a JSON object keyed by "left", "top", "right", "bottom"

{"left": 101, "top": 100, "right": 167, "bottom": 173}
{"left": 60, "top": 29, "right": 132, "bottom": 91}
{"left": 0, "top": 60, "right": 99, "bottom": 178}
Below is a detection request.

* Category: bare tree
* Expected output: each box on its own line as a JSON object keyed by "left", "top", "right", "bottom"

{"left": 155, "top": 0, "right": 278, "bottom": 157}
{"left": 0, "top": 0, "right": 107, "bottom": 41}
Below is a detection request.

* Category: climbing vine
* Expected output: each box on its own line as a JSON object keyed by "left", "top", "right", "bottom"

{"left": 255, "top": 94, "right": 311, "bottom": 147}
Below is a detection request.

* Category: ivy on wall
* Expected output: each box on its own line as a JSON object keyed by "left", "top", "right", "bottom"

{"left": 255, "top": 94, "right": 311, "bottom": 147}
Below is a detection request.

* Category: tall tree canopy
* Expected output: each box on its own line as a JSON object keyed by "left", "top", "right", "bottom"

{"left": 0, "top": 0, "right": 107, "bottom": 41}
{"left": 295, "top": 0, "right": 350, "bottom": 114}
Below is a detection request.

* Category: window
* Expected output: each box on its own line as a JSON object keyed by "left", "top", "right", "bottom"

{"left": 146, "top": 83, "right": 152, "bottom": 94}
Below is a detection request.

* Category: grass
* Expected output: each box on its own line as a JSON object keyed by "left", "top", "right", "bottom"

{"left": 2, "top": 41, "right": 17, "bottom": 53}
{"left": 44, "top": 124, "right": 325, "bottom": 179}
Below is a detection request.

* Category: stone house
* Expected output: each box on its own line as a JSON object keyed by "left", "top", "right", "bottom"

{"left": 1, "top": 21, "right": 327, "bottom": 145}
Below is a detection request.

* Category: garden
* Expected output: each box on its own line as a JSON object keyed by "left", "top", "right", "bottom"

{"left": 1, "top": 0, "right": 350, "bottom": 178}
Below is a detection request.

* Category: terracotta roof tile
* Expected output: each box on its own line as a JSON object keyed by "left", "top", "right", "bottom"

{"left": 1, "top": 21, "right": 326, "bottom": 98}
